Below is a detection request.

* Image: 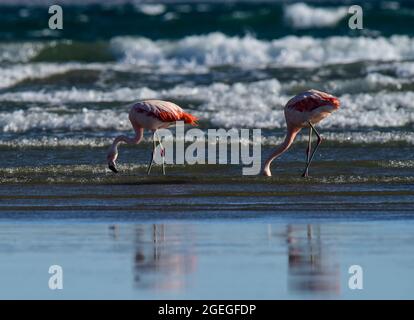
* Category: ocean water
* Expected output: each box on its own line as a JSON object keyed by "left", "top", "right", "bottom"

{"left": 0, "top": 0, "right": 414, "bottom": 299}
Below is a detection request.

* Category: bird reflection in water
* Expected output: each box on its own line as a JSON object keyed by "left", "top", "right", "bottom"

{"left": 132, "top": 224, "right": 197, "bottom": 292}
{"left": 285, "top": 224, "right": 340, "bottom": 295}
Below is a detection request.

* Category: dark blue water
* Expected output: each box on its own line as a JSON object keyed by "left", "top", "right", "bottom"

{"left": 2, "top": 1, "right": 414, "bottom": 42}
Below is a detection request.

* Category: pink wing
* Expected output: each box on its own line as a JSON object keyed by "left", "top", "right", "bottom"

{"left": 286, "top": 90, "right": 340, "bottom": 112}
{"left": 133, "top": 100, "right": 198, "bottom": 125}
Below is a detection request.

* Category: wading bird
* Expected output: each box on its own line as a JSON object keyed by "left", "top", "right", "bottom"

{"left": 107, "top": 100, "right": 198, "bottom": 175}
{"left": 262, "top": 89, "right": 340, "bottom": 177}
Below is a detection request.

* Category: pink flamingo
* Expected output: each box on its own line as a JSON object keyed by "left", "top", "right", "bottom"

{"left": 262, "top": 89, "right": 340, "bottom": 177}
{"left": 107, "top": 100, "right": 198, "bottom": 175}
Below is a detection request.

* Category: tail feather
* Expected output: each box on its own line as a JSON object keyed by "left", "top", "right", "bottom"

{"left": 181, "top": 112, "right": 199, "bottom": 126}
{"left": 156, "top": 111, "right": 180, "bottom": 123}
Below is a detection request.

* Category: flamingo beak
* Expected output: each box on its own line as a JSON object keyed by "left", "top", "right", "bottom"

{"left": 108, "top": 164, "right": 118, "bottom": 173}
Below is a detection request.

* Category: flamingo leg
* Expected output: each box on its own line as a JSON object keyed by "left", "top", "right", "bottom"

{"left": 302, "top": 126, "right": 312, "bottom": 177}
{"left": 301, "top": 122, "right": 322, "bottom": 177}
{"left": 146, "top": 131, "right": 157, "bottom": 175}
{"left": 155, "top": 131, "right": 166, "bottom": 175}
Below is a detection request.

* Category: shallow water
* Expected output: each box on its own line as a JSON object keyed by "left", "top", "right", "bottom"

{"left": 1, "top": 218, "right": 414, "bottom": 299}
{"left": 0, "top": 151, "right": 413, "bottom": 299}
{"left": 1, "top": 136, "right": 413, "bottom": 299}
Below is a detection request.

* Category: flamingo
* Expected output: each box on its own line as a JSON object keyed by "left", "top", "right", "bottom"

{"left": 262, "top": 89, "right": 340, "bottom": 177}
{"left": 107, "top": 100, "right": 198, "bottom": 175}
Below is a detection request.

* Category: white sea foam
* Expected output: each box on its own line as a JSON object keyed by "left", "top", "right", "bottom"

{"left": 0, "top": 87, "right": 158, "bottom": 103}
{"left": 264, "top": 131, "right": 414, "bottom": 146}
{"left": 1, "top": 130, "right": 413, "bottom": 148}
{"left": 110, "top": 33, "right": 414, "bottom": 69}
{"left": 0, "top": 137, "right": 112, "bottom": 148}
{"left": 0, "top": 109, "right": 125, "bottom": 133}
{"left": 292, "top": 73, "right": 407, "bottom": 95}
{"left": 4, "top": 34, "right": 414, "bottom": 68}
{"left": 135, "top": 4, "right": 166, "bottom": 15}
{"left": 199, "top": 83, "right": 414, "bottom": 129}
{"left": 0, "top": 63, "right": 108, "bottom": 89}
{"left": 110, "top": 33, "right": 271, "bottom": 70}
{"left": 0, "top": 61, "right": 199, "bottom": 90}
{"left": 284, "top": 3, "right": 348, "bottom": 29}
{"left": 167, "top": 80, "right": 286, "bottom": 128}
{"left": 1, "top": 79, "right": 414, "bottom": 132}
{"left": 326, "top": 91, "right": 414, "bottom": 128}
{"left": 366, "top": 62, "right": 414, "bottom": 78}
{"left": 0, "top": 42, "right": 44, "bottom": 63}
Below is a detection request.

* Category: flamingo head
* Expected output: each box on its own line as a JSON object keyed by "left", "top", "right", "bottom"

{"left": 107, "top": 148, "right": 119, "bottom": 173}
{"left": 318, "top": 97, "right": 340, "bottom": 116}
{"left": 316, "top": 91, "right": 340, "bottom": 112}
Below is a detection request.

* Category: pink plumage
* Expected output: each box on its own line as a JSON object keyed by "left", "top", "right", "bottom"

{"left": 107, "top": 99, "right": 198, "bottom": 174}
{"left": 132, "top": 100, "right": 198, "bottom": 125}
{"left": 263, "top": 89, "right": 340, "bottom": 177}
{"left": 286, "top": 89, "right": 340, "bottom": 113}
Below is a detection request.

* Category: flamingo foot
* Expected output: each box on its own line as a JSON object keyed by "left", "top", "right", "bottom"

{"left": 160, "top": 148, "right": 165, "bottom": 157}
{"left": 262, "top": 167, "right": 272, "bottom": 177}
{"left": 301, "top": 172, "right": 309, "bottom": 178}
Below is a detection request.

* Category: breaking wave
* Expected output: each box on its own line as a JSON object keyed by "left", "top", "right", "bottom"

{"left": 284, "top": 3, "right": 348, "bottom": 29}
{"left": 110, "top": 33, "right": 414, "bottom": 68}
{"left": 1, "top": 79, "right": 414, "bottom": 132}
{"left": 1, "top": 130, "right": 413, "bottom": 148}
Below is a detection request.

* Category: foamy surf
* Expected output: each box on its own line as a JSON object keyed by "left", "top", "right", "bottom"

{"left": 1, "top": 79, "right": 413, "bottom": 132}
{"left": 110, "top": 33, "right": 414, "bottom": 68}
{"left": 284, "top": 3, "right": 348, "bottom": 29}
{"left": 0, "top": 63, "right": 111, "bottom": 89}
{"left": 3, "top": 34, "right": 414, "bottom": 68}
{"left": 1, "top": 130, "right": 413, "bottom": 148}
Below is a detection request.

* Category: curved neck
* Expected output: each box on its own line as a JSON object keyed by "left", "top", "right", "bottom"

{"left": 109, "top": 135, "right": 136, "bottom": 153}
{"left": 114, "top": 135, "right": 136, "bottom": 145}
